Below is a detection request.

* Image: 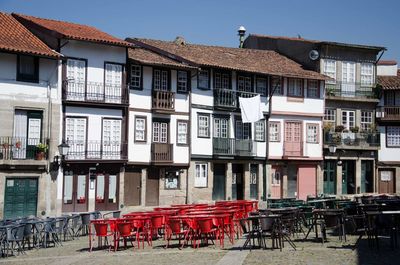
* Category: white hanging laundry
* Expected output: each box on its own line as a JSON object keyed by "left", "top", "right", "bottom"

{"left": 239, "top": 94, "right": 264, "bottom": 123}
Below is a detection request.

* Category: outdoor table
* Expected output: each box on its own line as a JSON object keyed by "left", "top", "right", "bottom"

{"left": 307, "top": 198, "right": 338, "bottom": 209}
{"left": 304, "top": 209, "right": 345, "bottom": 242}
{"left": 242, "top": 215, "right": 263, "bottom": 250}
{"left": 366, "top": 210, "right": 400, "bottom": 249}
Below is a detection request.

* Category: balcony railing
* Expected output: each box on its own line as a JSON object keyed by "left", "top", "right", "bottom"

{"left": 63, "top": 80, "right": 128, "bottom": 104}
{"left": 151, "top": 143, "right": 173, "bottom": 163}
{"left": 152, "top": 90, "right": 175, "bottom": 112}
{"left": 325, "top": 82, "right": 377, "bottom": 99}
{"left": 0, "top": 137, "right": 49, "bottom": 161}
{"left": 377, "top": 106, "right": 400, "bottom": 121}
{"left": 324, "top": 131, "right": 380, "bottom": 148}
{"left": 65, "top": 141, "right": 127, "bottom": 160}
{"left": 214, "top": 89, "right": 259, "bottom": 109}
{"left": 213, "top": 138, "right": 256, "bottom": 156}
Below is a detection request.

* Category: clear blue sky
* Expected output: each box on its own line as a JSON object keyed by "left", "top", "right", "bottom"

{"left": 1, "top": 0, "right": 399, "bottom": 63}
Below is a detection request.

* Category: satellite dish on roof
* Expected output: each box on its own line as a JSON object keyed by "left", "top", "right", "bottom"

{"left": 309, "top": 50, "right": 319, "bottom": 60}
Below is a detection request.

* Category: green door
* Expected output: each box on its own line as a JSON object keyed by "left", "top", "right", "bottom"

{"left": 212, "top": 164, "right": 226, "bottom": 201}
{"left": 342, "top": 161, "right": 355, "bottom": 194}
{"left": 323, "top": 161, "right": 336, "bottom": 194}
{"left": 361, "top": 160, "right": 373, "bottom": 193}
{"left": 250, "top": 164, "right": 258, "bottom": 199}
{"left": 4, "top": 178, "right": 38, "bottom": 219}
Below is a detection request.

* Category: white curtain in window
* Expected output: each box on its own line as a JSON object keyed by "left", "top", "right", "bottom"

{"left": 109, "top": 175, "right": 117, "bottom": 202}
{"left": 96, "top": 175, "right": 105, "bottom": 200}
{"left": 77, "top": 175, "right": 86, "bottom": 201}
{"left": 105, "top": 63, "right": 122, "bottom": 103}
{"left": 63, "top": 174, "right": 73, "bottom": 203}
{"left": 13, "top": 110, "right": 27, "bottom": 159}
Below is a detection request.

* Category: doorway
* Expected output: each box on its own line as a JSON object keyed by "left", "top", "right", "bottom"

{"left": 4, "top": 178, "right": 38, "bottom": 219}
{"left": 62, "top": 174, "right": 88, "bottom": 212}
{"left": 323, "top": 161, "right": 337, "bottom": 194}
{"left": 232, "top": 164, "right": 244, "bottom": 200}
{"left": 378, "top": 170, "right": 396, "bottom": 194}
{"left": 361, "top": 160, "right": 373, "bottom": 193}
{"left": 124, "top": 170, "right": 141, "bottom": 206}
{"left": 342, "top": 160, "right": 355, "bottom": 194}
{"left": 146, "top": 168, "right": 159, "bottom": 206}
{"left": 95, "top": 174, "right": 119, "bottom": 211}
{"left": 212, "top": 164, "right": 226, "bottom": 201}
{"left": 287, "top": 164, "right": 298, "bottom": 198}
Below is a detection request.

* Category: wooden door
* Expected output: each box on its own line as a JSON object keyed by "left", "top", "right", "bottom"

{"left": 146, "top": 168, "right": 159, "bottom": 206}
{"left": 284, "top": 121, "right": 302, "bottom": 156}
{"left": 298, "top": 165, "right": 317, "bottom": 201}
{"left": 342, "top": 61, "right": 356, "bottom": 96}
{"left": 4, "top": 178, "right": 38, "bottom": 219}
{"left": 95, "top": 174, "right": 119, "bottom": 211}
{"left": 212, "top": 164, "right": 226, "bottom": 201}
{"left": 124, "top": 171, "right": 141, "bottom": 206}
{"left": 378, "top": 170, "right": 396, "bottom": 194}
{"left": 323, "top": 161, "right": 336, "bottom": 194}
{"left": 270, "top": 166, "right": 282, "bottom": 199}
{"left": 62, "top": 174, "right": 88, "bottom": 213}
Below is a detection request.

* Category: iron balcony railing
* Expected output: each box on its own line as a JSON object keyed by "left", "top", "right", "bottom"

{"left": 65, "top": 140, "right": 127, "bottom": 160}
{"left": 152, "top": 90, "right": 175, "bottom": 112}
{"left": 213, "top": 138, "right": 256, "bottom": 156}
{"left": 151, "top": 143, "right": 173, "bottom": 163}
{"left": 214, "top": 89, "right": 259, "bottom": 109}
{"left": 0, "top": 137, "right": 49, "bottom": 161}
{"left": 325, "top": 82, "right": 377, "bottom": 99}
{"left": 324, "top": 131, "right": 380, "bottom": 148}
{"left": 377, "top": 106, "right": 400, "bottom": 121}
{"left": 63, "top": 80, "right": 128, "bottom": 104}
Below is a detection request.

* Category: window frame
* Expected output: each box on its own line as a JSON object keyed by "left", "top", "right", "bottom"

{"left": 17, "top": 55, "right": 39, "bottom": 83}
{"left": 197, "top": 69, "right": 210, "bottom": 90}
{"left": 287, "top": 78, "right": 304, "bottom": 98}
{"left": 306, "top": 123, "right": 319, "bottom": 144}
{"left": 307, "top": 80, "right": 320, "bottom": 98}
{"left": 324, "top": 109, "right": 336, "bottom": 123}
{"left": 386, "top": 126, "right": 400, "bottom": 148}
{"left": 129, "top": 64, "right": 143, "bottom": 90}
{"left": 194, "top": 163, "right": 208, "bottom": 188}
{"left": 360, "top": 63, "right": 374, "bottom": 86}
{"left": 236, "top": 72, "right": 253, "bottom": 92}
{"left": 152, "top": 68, "right": 170, "bottom": 91}
{"left": 152, "top": 119, "right": 169, "bottom": 143}
{"left": 213, "top": 70, "right": 231, "bottom": 90}
{"left": 164, "top": 171, "right": 180, "bottom": 190}
{"left": 270, "top": 76, "right": 283, "bottom": 95}
{"left": 177, "top": 70, "right": 190, "bottom": 94}
{"left": 197, "top": 113, "right": 210, "bottom": 138}
{"left": 256, "top": 76, "right": 268, "bottom": 96}
{"left": 323, "top": 59, "right": 337, "bottom": 83}
{"left": 360, "top": 111, "right": 373, "bottom": 131}
{"left": 269, "top": 121, "right": 281, "bottom": 142}
{"left": 213, "top": 116, "right": 230, "bottom": 138}
{"left": 176, "top": 120, "right": 189, "bottom": 146}
{"left": 134, "top": 115, "right": 147, "bottom": 143}
{"left": 254, "top": 119, "right": 265, "bottom": 142}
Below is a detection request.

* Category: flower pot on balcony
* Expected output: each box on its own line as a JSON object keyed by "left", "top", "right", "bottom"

{"left": 36, "top": 151, "right": 45, "bottom": 160}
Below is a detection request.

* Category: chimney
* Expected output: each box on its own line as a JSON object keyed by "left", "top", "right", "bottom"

{"left": 174, "top": 36, "right": 186, "bottom": 45}
{"left": 238, "top": 26, "right": 246, "bottom": 48}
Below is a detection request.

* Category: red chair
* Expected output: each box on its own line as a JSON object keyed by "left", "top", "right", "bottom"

{"left": 211, "top": 216, "right": 225, "bottom": 248}
{"left": 115, "top": 220, "right": 135, "bottom": 251}
{"left": 131, "top": 218, "right": 152, "bottom": 249}
{"left": 197, "top": 218, "right": 218, "bottom": 248}
{"left": 165, "top": 218, "right": 188, "bottom": 249}
{"left": 151, "top": 215, "right": 164, "bottom": 240}
{"left": 89, "top": 221, "right": 114, "bottom": 252}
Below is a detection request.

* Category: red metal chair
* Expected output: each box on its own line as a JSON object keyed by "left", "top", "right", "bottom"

{"left": 89, "top": 221, "right": 114, "bottom": 252}
{"left": 165, "top": 218, "right": 188, "bottom": 249}
{"left": 131, "top": 217, "right": 152, "bottom": 249}
{"left": 151, "top": 215, "right": 164, "bottom": 240}
{"left": 114, "top": 220, "right": 135, "bottom": 251}
{"left": 197, "top": 218, "right": 218, "bottom": 248}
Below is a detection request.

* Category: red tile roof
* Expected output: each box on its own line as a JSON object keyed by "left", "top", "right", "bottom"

{"left": 128, "top": 38, "right": 328, "bottom": 80}
{"left": 377, "top": 60, "right": 397, "bottom": 66}
{"left": 378, "top": 70, "right": 400, "bottom": 90}
{"left": 0, "top": 12, "right": 59, "bottom": 58}
{"left": 13, "top": 13, "right": 132, "bottom": 47}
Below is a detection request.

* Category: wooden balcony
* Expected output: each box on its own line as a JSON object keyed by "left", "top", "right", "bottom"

{"left": 214, "top": 89, "right": 258, "bottom": 109}
{"left": 213, "top": 138, "right": 256, "bottom": 157}
{"left": 151, "top": 143, "right": 173, "bottom": 164}
{"left": 152, "top": 90, "right": 175, "bottom": 113}
{"left": 377, "top": 106, "right": 400, "bottom": 121}
{"left": 324, "top": 131, "right": 380, "bottom": 150}
{"left": 65, "top": 141, "right": 128, "bottom": 161}
{"left": 283, "top": 141, "right": 303, "bottom": 157}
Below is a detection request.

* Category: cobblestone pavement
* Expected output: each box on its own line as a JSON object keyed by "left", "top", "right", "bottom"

{"left": 1, "top": 233, "right": 399, "bottom": 265}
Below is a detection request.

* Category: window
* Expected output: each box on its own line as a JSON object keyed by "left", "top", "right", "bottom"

{"left": 198, "top": 114, "right": 210, "bottom": 138}
{"left": 269, "top": 122, "right": 280, "bottom": 142}
{"left": 195, "top": 163, "right": 208, "bottom": 187}
{"left": 361, "top": 111, "right": 373, "bottom": 131}
{"left": 272, "top": 171, "right": 281, "bottom": 185}
{"left": 256, "top": 77, "right": 267, "bottom": 96}
{"left": 306, "top": 124, "right": 319, "bottom": 143}
{"left": 165, "top": 171, "right": 179, "bottom": 189}
{"left": 177, "top": 70, "right": 189, "bottom": 93}
{"left": 323, "top": 59, "right": 336, "bottom": 82}
{"left": 237, "top": 74, "right": 252, "bottom": 92}
{"left": 13, "top": 110, "right": 43, "bottom": 159}
{"left": 65, "top": 117, "right": 87, "bottom": 160}
{"left": 361, "top": 63, "right": 374, "bottom": 86}
{"left": 130, "top": 64, "right": 142, "bottom": 89}
{"left": 153, "top": 69, "right": 169, "bottom": 91}
{"left": 342, "top": 61, "right": 356, "bottom": 84}
{"left": 198, "top": 69, "right": 210, "bottom": 89}
{"left": 235, "top": 120, "right": 251, "bottom": 140}
{"left": 255, "top": 120, "right": 265, "bottom": 142}
{"left": 387, "top": 126, "right": 400, "bottom": 147}
{"left": 134, "top": 116, "right": 146, "bottom": 142}
{"left": 307, "top": 80, "right": 319, "bottom": 98}
{"left": 214, "top": 71, "right": 230, "bottom": 89}
{"left": 214, "top": 117, "right": 229, "bottom": 138}
{"left": 270, "top": 76, "right": 283, "bottom": 95}
{"left": 288, "top": 78, "right": 303, "bottom": 97}
{"left": 177, "top": 120, "right": 188, "bottom": 145}
{"left": 342, "top": 110, "right": 355, "bottom": 130}
{"left": 102, "top": 119, "right": 122, "bottom": 159}
{"left": 152, "top": 121, "right": 168, "bottom": 143}
{"left": 17, "top": 55, "right": 39, "bottom": 83}
{"left": 324, "top": 109, "right": 336, "bottom": 122}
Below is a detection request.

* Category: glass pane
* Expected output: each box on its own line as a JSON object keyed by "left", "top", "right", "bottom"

{"left": 77, "top": 175, "right": 86, "bottom": 204}
{"left": 109, "top": 175, "right": 117, "bottom": 203}
{"left": 63, "top": 174, "right": 73, "bottom": 204}
{"left": 96, "top": 175, "right": 105, "bottom": 202}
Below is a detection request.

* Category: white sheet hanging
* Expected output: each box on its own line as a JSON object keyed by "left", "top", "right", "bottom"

{"left": 239, "top": 95, "right": 263, "bottom": 123}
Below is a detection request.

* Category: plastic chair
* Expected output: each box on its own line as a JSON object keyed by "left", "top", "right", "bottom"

{"left": 151, "top": 215, "right": 164, "bottom": 240}
{"left": 165, "top": 219, "right": 187, "bottom": 249}
{"left": 197, "top": 218, "right": 218, "bottom": 248}
{"left": 115, "top": 221, "right": 135, "bottom": 251}
{"left": 89, "top": 221, "right": 114, "bottom": 252}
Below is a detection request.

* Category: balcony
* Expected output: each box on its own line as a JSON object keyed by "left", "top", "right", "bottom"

{"left": 283, "top": 141, "right": 303, "bottom": 157}
{"left": 151, "top": 143, "right": 173, "bottom": 164}
{"left": 0, "top": 137, "right": 49, "bottom": 165}
{"left": 325, "top": 82, "right": 378, "bottom": 100}
{"left": 62, "top": 80, "right": 128, "bottom": 105}
{"left": 65, "top": 141, "right": 127, "bottom": 161}
{"left": 213, "top": 138, "right": 256, "bottom": 157}
{"left": 377, "top": 106, "right": 400, "bottom": 121}
{"left": 152, "top": 90, "right": 175, "bottom": 113}
{"left": 214, "top": 89, "right": 258, "bottom": 109}
{"left": 324, "top": 131, "right": 380, "bottom": 149}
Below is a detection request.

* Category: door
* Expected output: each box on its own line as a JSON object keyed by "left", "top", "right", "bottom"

{"left": 323, "top": 161, "right": 337, "bottom": 194}
{"left": 342, "top": 61, "right": 356, "bottom": 97}
{"left": 287, "top": 164, "right": 297, "bottom": 198}
{"left": 4, "top": 178, "right": 38, "bottom": 219}
{"left": 66, "top": 59, "right": 86, "bottom": 101}
{"left": 361, "top": 160, "right": 373, "bottom": 193}
{"left": 342, "top": 160, "right": 355, "bottom": 194}
{"left": 270, "top": 167, "right": 282, "bottom": 199}
{"left": 297, "top": 165, "right": 317, "bottom": 201}
{"left": 124, "top": 171, "right": 141, "bottom": 206}
{"left": 102, "top": 119, "right": 122, "bottom": 159}
{"left": 284, "top": 122, "right": 302, "bottom": 156}
{"left": 95, "top": 174, "right": 119, "bottom": 211}
{"left": 105, "top": 63, "right": 123, "bottom": 103}
{"left": 235, "top": 120, "right": 252, "bottom": 155}
{"left": 62, "top": 173, "right": 88, "bottom": 212}
{"left": 146, "top": 168, "right": 159, "bottom": 206}
{"left": 65, "top": 117, "right": 87, "bottom": 160}
{"left": 232, "top": 164, "right": 244, "bottom": 200}
{"left": 13, "top": 110, "right": 42, "bottom": 159}
{"left": 250, "top": 164, "right": 258, "bottom": 199}
{"left": 342, "top": 111, "right": 355, "bottom": 131}
{"left": 213, "top": 117, "right": 230, "bottom": 154}
{"left": 212, "top": 164, "right": 226, "bottom": 201}
{"left": 378, "top": 170, "right": 396, "bottom": 194}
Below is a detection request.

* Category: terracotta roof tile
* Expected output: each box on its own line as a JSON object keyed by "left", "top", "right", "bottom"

{"left": 13, "top": 13, "right": 132, "bottom": 47}
{"left": 128, "top": 38, "right": 328, "bottom": 80}
{"left": 378, "top": 70, "right": 400, "bottom": 90}
{"left": 0, "top": 12, "right": 59, "bottom": 58}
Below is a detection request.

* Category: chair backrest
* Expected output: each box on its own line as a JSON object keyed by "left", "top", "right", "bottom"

{"left": 81, "top": 214, "right": 91, "bottom": 225}
{"left": 151, "top": 215, "right": 164, "bottom": 228}
{"left": 323, "top": 213, "right": 340, "bottom": 228}
{"left": 9, "top": 224, "right": 25, "bottom": 241}
{"left": 117, "top": 222, "right": 132, "bottom": 237}
{"left": 197, "top": 218, "right": 213, "bottom": 233}
{"left": 168, "top": 219, "right": 182, "bottom": 233}
{"left": 259, "top": 216, "right": 275, "bottom": 232}
{"left": 94, "top": 222, "right": 109, "bottom": 237}
{"left": 23, "top": 222, "right": 33, "bottom": 237}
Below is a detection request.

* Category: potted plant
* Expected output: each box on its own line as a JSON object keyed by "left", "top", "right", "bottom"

{"left": 15, "top": 141, "right": 22, "bottom": 149}
{"left": 36, "top": 143, "right": 48, "bottom": 160}
{"left": 77, "top": 196, "right": 86, "bottom": 204}
{"left": 335, "top": 125, "right": 345, "bottom": 132}
{"left": 350, "top": 126, "right": 359, "bottom": 133}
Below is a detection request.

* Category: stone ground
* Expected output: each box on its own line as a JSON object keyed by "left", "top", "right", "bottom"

{"left": 1, "top": 232, "right": 399, "bottom": 265}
